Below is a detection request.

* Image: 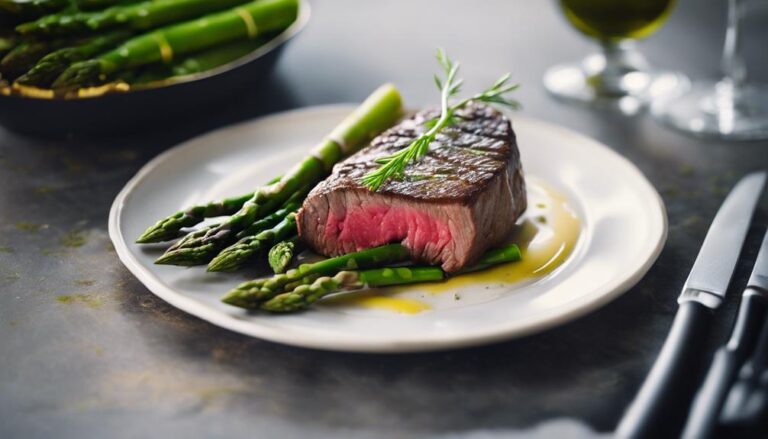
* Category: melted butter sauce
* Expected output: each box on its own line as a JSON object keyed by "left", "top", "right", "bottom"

{"left": 322, "top": 178, "right": 582, "bottom": 314}
{"left": 323, "top": 292, "right": 432, "bottom": 315}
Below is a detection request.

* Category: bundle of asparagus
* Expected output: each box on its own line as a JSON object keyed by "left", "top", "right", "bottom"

{"left": 137, "top": 84, "right": 405, "bottom": 272}
{"left": 0, "top": 0, "right": 299, "bottom": 94}
{"left": 223, "top": 243, "right": 523, "bottom": 312}
{"left": 16, "top": 0, "right": 257, "bottom": 36}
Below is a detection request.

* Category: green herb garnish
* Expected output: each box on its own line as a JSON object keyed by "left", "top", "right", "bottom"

{"left": 361, "top": 48, "right": 520, "bottom": 191}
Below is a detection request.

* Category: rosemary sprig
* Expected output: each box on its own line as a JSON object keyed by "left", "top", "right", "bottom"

{"left": 361, "top": 49, "right": 520, "bottom": 191}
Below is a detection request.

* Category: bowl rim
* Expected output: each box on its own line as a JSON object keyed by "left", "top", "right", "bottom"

{"left": 4, "top": 0, "right": 311, "bottom": 101}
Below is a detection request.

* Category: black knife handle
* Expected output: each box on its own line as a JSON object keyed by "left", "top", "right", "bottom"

{"left": 681, "top": 291, "right": 768, "bottom": 439}
{"left": 616, "top": 301, "right": 713, "bottom": 439}
{"left": 720, "top": 313, "right": 768, "bottom": 428}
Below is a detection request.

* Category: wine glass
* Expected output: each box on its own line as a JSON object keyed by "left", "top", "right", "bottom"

{"left": 651, "top": 0, "right": 768, "bottom": 140}
{"left": 544, "top": 0, "right": 689, "bottom": 114}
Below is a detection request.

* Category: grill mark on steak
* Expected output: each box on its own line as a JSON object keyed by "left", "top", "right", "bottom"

{"left": 297, "top": 102, "right": 527, "bottom": 272}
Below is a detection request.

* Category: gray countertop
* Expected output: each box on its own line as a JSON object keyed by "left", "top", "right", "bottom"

{"left": 2, "top": 0, "right": 768, "bottom": 437}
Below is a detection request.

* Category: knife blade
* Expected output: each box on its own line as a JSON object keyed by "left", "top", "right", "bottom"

{"left": 617, "top": 171, "right": 767, "bottom": 439}
{"left": 679, "top": 171, "right": 768, "bottom": 309}
{"left": 681, "top": 230, "right": 768, "bottom": 439}
{"left": 748, "top": 229, "right": 768, "bottom": 293}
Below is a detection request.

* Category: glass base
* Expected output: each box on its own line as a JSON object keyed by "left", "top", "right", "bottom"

{"left": 651, "top": 80, "right": 768, "bottom": 141}
{"left": 544, "top": 59, "right": 689, "bottom": 115}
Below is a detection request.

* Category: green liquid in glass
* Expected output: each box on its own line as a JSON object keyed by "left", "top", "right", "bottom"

{"left": 560, "top": 0, "right": 676, "bottom": 41}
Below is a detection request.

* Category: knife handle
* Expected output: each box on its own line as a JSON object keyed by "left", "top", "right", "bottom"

{"left": 681, "top": 291, "right": 768, "bottom": 439}
{"left": 720, "top": 313, "right": 768, "bottom": 427}
{"left": 616, "top": 301, "right": 713, "bottom": 439}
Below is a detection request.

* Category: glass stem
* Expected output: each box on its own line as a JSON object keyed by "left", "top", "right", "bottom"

{"left": 721, "top": 0, "right": 746, "bottom": 88}
{"left": 591, "top": 40, "right": 648, "bottom": 96}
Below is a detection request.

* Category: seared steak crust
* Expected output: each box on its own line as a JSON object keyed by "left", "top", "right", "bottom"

{"left": 298, "top": 102, "right": 527, "bottom": 272}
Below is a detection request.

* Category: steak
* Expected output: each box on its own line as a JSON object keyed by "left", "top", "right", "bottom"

{"left": 297, "top": 102, "right": 527, "bottom": 272}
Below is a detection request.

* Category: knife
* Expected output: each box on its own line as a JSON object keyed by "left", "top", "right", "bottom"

{"left": 616, "top": 171, "right": 767, "bottom": 439}
{"left": 681, "top": 230, "right": 768, "bottom": 439}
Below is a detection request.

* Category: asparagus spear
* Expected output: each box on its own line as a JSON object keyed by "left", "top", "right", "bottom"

{"left": 0, "top": 0, "right": 69, "bottom": 18}
{"left": 136, "top": 194, "right": 252, "bottom": 243}
{"left": 17, "top": 0, "right": 253, "bottom": 36}
{"left": 75, "top": 0, "right": 139, "bottom": 11}
{"left": 456, "top": 244, "right": 522, "bottom": 274}
{"left": 267, "top": 236, "right": 299, "bottom": 274}
{"left": 15, "top": 30, "right": 130, "bottom": 87}
{"left": 156, "top": 202, "right": 299, "bottom": 266}
{"left": 136, "top": 175, "right": 282, "bottom": 244}
{"left": 0, "top": 34, "right": 18, "bottom": 60}
{"left": 158, "top": 197, "right": 301, "bottom": 268}
{"left": 164, "top": 201, "right": 290, "bottom": 254}
{"left": 142, "top": 83, "right": 403, "bottom": 263}
{"left": 159, "top": 185, "right": 293, "bottom": 253}
{"left": 201, "top": 195, "right": 303, "bottom": 271}
{"left": 235, "top": 191, "right": 302, "bottom": 239}
{"left": 163, "top": 221, "right": 221, "bottom": 253}
{"left": 205, "top": 212, "right": 297, "bottom": 271}
{"left": 0, "top": 38, "right": 67, "bottom": 79}
{"left": 261, "top": 244, "right": 523, "bottom": 312}
{"left": 52, "top": 0, "right": 298, "bottom": 89}
{"left": 261, "top": 267, "right": 445, "bottom": 312}
{"left": 221, "top": 244, "right": 411, "bottom": 308}
{"left": 129, "top": 37, "right": 266, "bottom": 84}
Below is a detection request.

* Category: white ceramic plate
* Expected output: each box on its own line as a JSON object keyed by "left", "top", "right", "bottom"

{"left": 109, "top": 105, "right": 667, "bottom": 352}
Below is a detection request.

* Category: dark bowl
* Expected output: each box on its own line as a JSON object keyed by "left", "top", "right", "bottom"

{"left": 0, "top": 1, "right": 310, "bottom": 138}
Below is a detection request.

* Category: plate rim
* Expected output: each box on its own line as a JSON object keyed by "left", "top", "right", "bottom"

{"left": 109, "top": 104, "right": 668, "bottom": 353}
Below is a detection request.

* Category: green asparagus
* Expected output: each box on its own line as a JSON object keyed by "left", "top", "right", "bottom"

{"left": 260, "top": 244, "right": 523, "bottom": 312}
{"left": 15, "top": 30, "right": 130, "bottom": 87}
{"left": 457, "top": 244, "right": 522, "bottom": 274}
{"left": 204, "top": 212, "right": 297, "bottom": 271}
{"left": 17, "top": 0, "right": 253, "bottom": 36}
{"left": 130, "top": 38, "right": 266, "bottom": 84}
{"left": 0, "top": 38, "right": 67, "bottom": 79}
{"left": 156, "top": 202, "right": 298, "bottom": 266}
{"left": 136, "top": 192, "right": 255, "bottom": 243}
{"left": 0, "top": 34, "right": 18, "bottom": 59}
{"left": 164, "top": 221, "right": 221, "bottom": 253}
{"left": 221, "top": 244, "right": 411, "bottom": 308}
{"left": 142, "top": 83, "right": 403, "bottom": 266}
{"left": 157, "top": 185, "right": 305, "bottom": 265}
{"left": 267, "top": 236, "right": 298, "bottom": 274}
{"left": 261, "top": 267, "right": 445, "bottom": 312}
{"left": 136, "top": 175, "right": 282, "bottom": 244}
{"left": 158, "top": 199, "right": 300, "bottom": 267}
{"left": 0, "top": 0, "right": 69, "bottom": 17}
{"left": 52, "top": 0, "right": 298, "bottom": 89}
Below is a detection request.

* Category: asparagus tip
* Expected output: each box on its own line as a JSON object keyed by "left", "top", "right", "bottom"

{"left": 268, "top": 240, "right": 295, "bottom": 274}
{"left": 221, "top": 290, "right": 256, "bottom": 309}
{"left": 14, "top": 23, "right": 34, "bottom": 35}
{"left": 154, "top": 248, "right": 207, "bottom": 266}
{"left": 52, "top": 60, "right": 103, "bottom": 90}
{"left": 206, "top": 255, "right": 237, "bottom": 272}
{"left": 153, "top": 252, "right": 178, "bottom": 265}
{"left": 136, "top": 228, "right": 165, "bottom": 244}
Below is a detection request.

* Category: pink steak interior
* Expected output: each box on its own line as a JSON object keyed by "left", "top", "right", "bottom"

{"left": 325, "top": 204, "right": 452, "bottom": 257}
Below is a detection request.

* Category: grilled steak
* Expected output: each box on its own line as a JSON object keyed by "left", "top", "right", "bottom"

{"left": 297, "top": 102, "right": 526, "bottom": 272}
